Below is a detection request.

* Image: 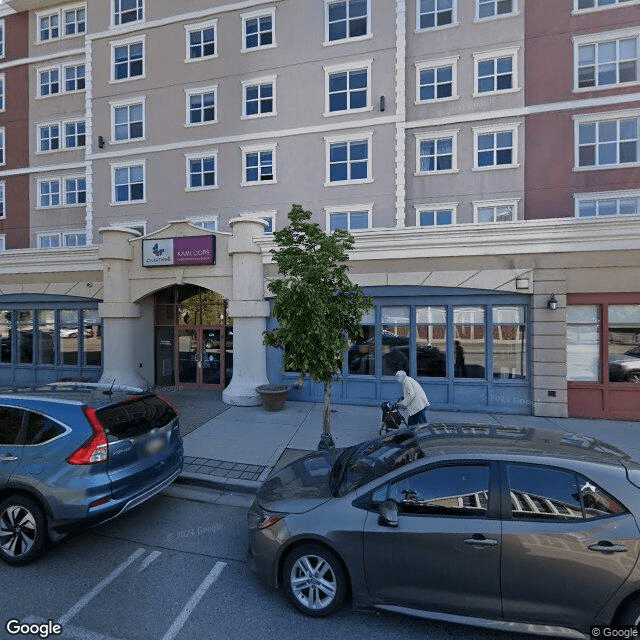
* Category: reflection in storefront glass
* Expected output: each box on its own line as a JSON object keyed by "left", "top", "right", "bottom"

{"left": 38, "top": 310, "right": 55, "bottom": 365}
{"left": 608, "top": 304, "right": 640, "bottom": 384}
{"left": 453, "top": 306, "right": 485, "bottom": 379}
{"left": 381, "top": 306, "right": 410, "bottom": 375}
{"left": 59, "top": 309, "right": 79, "bottom": 365}
{"left": 416, "top": 307, "right": 447, "bottom": 377}
{"left": 492, "top": 306, "right": 526, "bottom": 379}
{"left": 567, "top": 305, "right": 601, "bottom": 382}
{"left": 0, "top": 310, "right": 11, "bottom": 364}
{"left": 18, "top": 311, "right": 34, "bottom": 364}
{"left": 348, "top": 309, "right": 375, "bottom": 375}
{"left": 83, "top": 309, "right": 102, "bottom": 366}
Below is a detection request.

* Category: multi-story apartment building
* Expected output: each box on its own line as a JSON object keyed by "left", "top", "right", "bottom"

{"left": 0, "top": 0, "right": 638, "bottom": 421}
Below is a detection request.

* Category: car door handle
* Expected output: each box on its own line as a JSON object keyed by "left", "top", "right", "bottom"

{"left": 0, "top": 454, "right": 18, "bottom": 462}
{"left": 588, "top": 541, "right": 628, "bottom": 553}
{"left": 464, "top": 535, "right": 498, "bottom": 547}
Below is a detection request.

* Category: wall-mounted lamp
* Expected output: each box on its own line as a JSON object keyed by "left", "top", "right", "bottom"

{"left": 379, "top": 95, "right": 385, "bottom": 112}
{"left": 98, "top": 135, "right": 105, "bottom": 149}
{"left": 547, "top": 294, "right": 558, "bottom": 311}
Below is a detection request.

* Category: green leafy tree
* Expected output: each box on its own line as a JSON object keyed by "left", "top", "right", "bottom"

{"left": 264, "top": 204, "right": 373, "bottom": 448}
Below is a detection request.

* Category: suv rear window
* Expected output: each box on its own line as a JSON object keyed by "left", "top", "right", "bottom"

{"left": 97, "top": 396, "right": 177, "bottom": 439}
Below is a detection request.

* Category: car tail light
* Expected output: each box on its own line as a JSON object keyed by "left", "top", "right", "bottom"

{"left": 68, "top": 407, "right": 109, "bottom": 464}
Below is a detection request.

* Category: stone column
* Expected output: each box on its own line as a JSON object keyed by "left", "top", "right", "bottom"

{"left": 97, "top": 227, "right": 148, "bottom": 389}
{"left": 223, "top": 217, "right": 270, "bottom": 406}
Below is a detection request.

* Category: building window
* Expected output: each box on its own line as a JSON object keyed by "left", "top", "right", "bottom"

{"left": 38, "top": 67, "right": 60, "bottom": 97}
{"left": 567, "top": 305, "right": 601, "bottom": 382}
{"left": 493, "top": 306, "right": 526, "bottom": 379}
{"left": 38, "top": 11, "right": 60, "bottom": 41}
{"left": 0, "top": 20, "right": 4, "bottom": 58}
{"left": 326, "top": 135, "right": 371, "bottom": 184}
{"left": 417, "top": 205, "right": 455, "bottom": 226}
{"left": 0, "top": 182, "right": 5, "bottom": 218}
{"left": 63, "top": 231, "right": 87, "bottom": 246}
{"left": 0, "top": 235, "right": 5, "bottom": 251}
{"left": 38, "top": 233, "right": 62, "bottom": 248}
{"left": 474, "top": 124, "right": 518, "bottom": 169}
{"left": 417, "top": 0, "right": 456, "bottom": 30}
{"left": 474, "top": 200, "right": 518, "bottom": 223}
{"left": 64, "top": 120, "right": 86, "bottom": 148}
{"left": 416, "top": 131, "right": 457, "bottom": 174}
{"left": 39, "top": 179, "right": 61, "bottom": 208}
{"left": 574, "top": 0, "right": 639, "bottom": 12}
{"left": 188, "top": 217, "right": 218, "bottom": 231}
{"left": 112, "top": 163, "right": 145, "bottom": 203}
{"left": 112, "top": 39, "right": 144, "bottom": 81}
{"left": 64, "top": 7, "right": 86, "bottom": 36}
{"left": 243, "top": 78, "right": 275, "bottom": 118}
{"left": 476, "top": 0, "right": 516, "bottom": 19}
{"left": 38, "top": 6, "right": 86, "bottom": 41}
{"left": 0, "top": 128, "right": 4, "bottom": 165}
{"left": 576, "top": 113, "right": 639, "bottom": 168}
{"left": 39, "top": 124, "right": 60, "bottom": 152}
{"left": 242, "top": 145, "right": 276, "bottom": 185}
{"left": 186, "top": 87, "right": 217, "bottom": 125}
{"left": 186, "top": 19, "right": 217, "bottom": 60}
{"left": 575, "top": 190, "right": 640, "bottom": 217}
{"left": 64, "top": 63, "right": 85, "bottom": 92}
{"left": 576, "top": 31, "right": 639, "bottom": 90}
{"left": 326, "top": 0, "right": 369, "bottom": 43}
{"left": 327, "top": 206, "right": 372, "bottom": 231}
{"left": 454, "top": 306, "right": 486, "bottom": 379}
{"left": 474, "top": 49, "right": 517, "bottom": 94}
{"left": 243, "top": 9, "right": 275, "bottom": 51}
{"left": 326, "top": 63, "right": 370, "bottom": 114}
{"left": 114, "top": 0, "right": 144, "bottom": 26}
{"left": 416, "top": 58, "right": 457, "bottom": 102}
{"left": 112, "top": 100, "right": 144, "bottom": 141}
{"left": 0, "top": 74, "right": 3, "bottom": 112}
{"left": 186, "top": 154, "right": 217, "bottom": 190}
{"left": 65, "top": 177, "right": 86, "bottom": 205}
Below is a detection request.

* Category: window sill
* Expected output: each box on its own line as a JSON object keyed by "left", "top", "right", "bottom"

{"left": 184, "top": 121, "right": 218, "bottom": 128}
{"left": 110, "top": 199, "right": 147, "bottom": 206}
{"left": 110, "top": 136, "right": 146, "bottom": 145}
{"left": 241, "top": 112, "right": 277, "bottom": 121}
{"left": 574, "top": 162, "right": 640, "bottom": 171}
{"left": 324, "top": 178, "right": 373, "bottom": 187}
{"left": 323, "top": 33, "right": 373, "bottom": 47}
{"left": 323, "top": 106, "right": 373, "bottom": 117}
{"left": 241, "top": 179, "right": 278, "bottom": 187}
{"left": 473, "top": 11, "right": 521, "bottom": 23}
{"left": 415, "top": 169, "right": 459, "bottom": 176}
{"left": 573, "top": 81, "right": 640, "bottom": 94}
{"left": 415, "top": 96, "right": 459, "bottom": 106}
{"left": 185, "top": 185, "right": 219, "bottom": 192}
{"left": 109, "top": 76, "right": 146, "bottom": 85}
{"left": 473, "top": 163, "right": 520, "bottom": 172}
{"left": 183, "top": 54, "right": 219, "bottom": 64}
{"left": 472, "top": 87, "right": 520, "bottom": 98}
{"left": 415, "top": 22, "right": 459, "bottom": 34}
{"left": 241, "top": 43, "right": 278, "bottom": 54}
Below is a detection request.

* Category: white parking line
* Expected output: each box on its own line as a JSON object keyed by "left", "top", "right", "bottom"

{"left": 138, "top": 550, "right": 162, "bottom": 572}
{"left": 58, "top": 548, "right": 146, "bottom": 625}
{"left": 160, "top": 561, "right": 227, "bottom": 640}
{"left": 24, "top": 617, "right": 129, "bottom": 640}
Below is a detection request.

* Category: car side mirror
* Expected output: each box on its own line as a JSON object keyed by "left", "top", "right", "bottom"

{"left": 378, "top": 499, "right": 399, "bottom": 528}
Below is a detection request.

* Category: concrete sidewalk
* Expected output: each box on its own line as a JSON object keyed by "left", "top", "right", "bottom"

{"left": 165, "top": 391, "right": 640, "bottom": 495}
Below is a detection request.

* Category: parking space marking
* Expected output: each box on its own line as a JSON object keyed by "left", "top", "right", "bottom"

{"left": 24, "top": 617, "right": 129, "bottom": 640}
{"left": 58, "top": 548, "right": 146, "bottom": 625}
{"left": 138, "top": 549, "right": 162, "bottom": 572}
{"left": 160, "top": 561, "right": 227, "bottom": 640}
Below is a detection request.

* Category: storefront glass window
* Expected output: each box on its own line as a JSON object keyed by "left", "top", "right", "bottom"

{"left": 17, "top": 311, "right": 34, "bottom": 364}
{"left": 0, "top": 310, "right": 11, "bottom": 364}
{"left": 608, "top": 304, "right": 640, "bottom": 384}
{"left": 83, "top": 309, "right": 102, "bottom": 366}
{"left": 493, "top": 306, "right": 526, "bottom": 379}
{"left": 416, "top": 306, "right": 447, "bottom": 377}
{"left": 59, "top": 309, "right": 79, "bottom": 365}
{"left": 454, "top": 306, "right": 486, "bottom": 379}
{"left": 567, "top": 305, "right": 600, "bottom": 382}
{"left": 38, "top": 310, "right": 55, "bottom": 365}
{"left": 348, "top": 309, "right": 375, "bottom": 375}
{"left": 381, "top": 306, "right": 410, "bottom": 375}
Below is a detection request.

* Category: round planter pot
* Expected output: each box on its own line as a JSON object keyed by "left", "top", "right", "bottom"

{"left": 255, "top": 384, "right": 290, "bottom": 412}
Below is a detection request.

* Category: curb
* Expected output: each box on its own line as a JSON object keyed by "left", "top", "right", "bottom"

{"left": 176, "top": 471, "right": 260, "bottom": 495}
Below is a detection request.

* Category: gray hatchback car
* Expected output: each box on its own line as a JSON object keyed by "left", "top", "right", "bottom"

{"left": 0, "top": 383, "right": 183, "bottom": 565}
{"left": 248, "top": 424, "right": 640, "bottom": 638}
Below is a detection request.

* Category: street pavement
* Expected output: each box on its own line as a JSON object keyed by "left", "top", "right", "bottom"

{"left": 161, "top": 389, "right": 640, "bottom": 496}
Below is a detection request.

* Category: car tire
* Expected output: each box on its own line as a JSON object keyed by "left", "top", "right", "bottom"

{"left": 283, "top": 543, "right": 347, "bottom": 617}
{"left": 625, "top": 371, "right": 640, "bottom": 384}
{"left": 0, "top": 495, "right": 48, "bottom": 566}
{"left": 617, "top": 594, "right": 640, "bottom": 626}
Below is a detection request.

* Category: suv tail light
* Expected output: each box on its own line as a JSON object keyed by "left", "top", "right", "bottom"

{"left": 68, "top": 407, "right": 109, "bottom": 464}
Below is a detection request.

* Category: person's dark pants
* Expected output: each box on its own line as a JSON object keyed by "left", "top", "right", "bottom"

{"left": 408, "top": 408, "right": 429, "bottom": 426}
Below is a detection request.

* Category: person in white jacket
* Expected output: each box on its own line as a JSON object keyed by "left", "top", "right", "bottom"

{"left": 395, "top": 370, "right": 430, "bottom": 426}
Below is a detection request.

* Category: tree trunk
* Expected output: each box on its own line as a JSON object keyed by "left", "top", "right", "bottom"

{"left": 322, "top": 380, "right": 332, "bottom": 435}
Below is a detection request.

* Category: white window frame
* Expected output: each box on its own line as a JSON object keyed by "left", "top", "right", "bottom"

{"left": 110, "top": 36, "right": 146, "bottom": 83}
{"left": 473, "top": 47, "right": 519, "bottom": 96}
{"left": 63, "top": 118, "right": 86, "bottom": 149}
{"left": 0, "top": 20, "right": 5, "bottom": 58}
{"left": 38, "top": 233, "right": 62, "bottom": 249}
{"left": 0, "top": 181, "right": 5, "bottom": 219}
{"left": 37, "top": 177, "right": 62, "bottom": 209}
{"left": 63, "top": 4, "right": 87, "bottom": 37}
{"left": 573, "top": 0, "right": 640, "bottom": 14}
{"left": 324, "top": 0, "right": 372, "bottom": 46}
{"left": 110, "top": 160, "right": 146, "bottom": 205}
{"left": 64, "top": 175, "right": 87, "bottom": 206}
{"left": 574, "top": 109, "right": 639, "bottom": 170}
{"left": 111, "top": 97, "right": 145, "bottom": 143}
{"left": 185, "top": 18, "right": 218, "bottom": 62}
{"left": 242, "top": 75, "right": 277, "bottom": 119}
{"left": 325, "top": 204, "right": 373, "bottom": 232}
{"left": 473, "top": 199, "right": 520, "bottom": 223}
{"left": 113, "top": 0, "right": 144, "bottom": 27}
{"left": 37, "top": 122, "right": 61, "bottom": 154}
{"left": 62, "top": 231, "right": 87, "bottom": 247}
{"left": 473, "top": 123, "right": 520, "bottom": 170}
{"left": 37, "top": 65, "right": 61, "bottom": 98}
{"left": 185, "top": 85, "right": 218, "bottom": 127}
{"left": 112, "top": 221, "right": 147, "bottom": 236}
{"left": 185, "top": 151, "right": 219, "bottom": 191}
{"left": 574, "top": 189, "right": 640, "bottom": 218}
{"left": 475, "top": 0, "right": 518, "bottom": 21}
{"left": 0, "top": 128, "right": 4, "bottom": 166}
{"left": 0, "top": 235, "right": 5, "bottom": 251}
{"left": 415, "top": 57, "right": 458, "bottom": 104}
{"left": 37, "top": 5, "right": 86, "bottom": 44}
{"left": 242, "top": 8, "right": 277, "bottom": 53}
{"left": 0, "top": 73, "right": 4, "bottom": 113}
{"left": 416, "top": 0, "right": 458, "bottom": 32}
{"left": 187, "top": 216, "right": 219, "bottom": 232}
{"left": 241, "top": 143, "right": 277, "bottom": 186}
{"left": 37, "top": 8, "right": 60, "bottom": 43}
{"left": 324, "top": 60, "right": 372, "bottom": 116}
{"left": 573, "top": 28, "right": 640, "bottom": 92}
{"left": 324, "top": 132, "right": 373, "bottom": 186}
{"left": 414, "top": 203, "right": 458, "bottom": 227}
{"left": 415, "top": 130, "right": 459, "bottom": 175}
{"left": 63, "top": 61, "right": 85, "bottom": 93}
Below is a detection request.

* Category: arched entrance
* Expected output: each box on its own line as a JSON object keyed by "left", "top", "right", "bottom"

{"left": 154, "top": 285, "right": 233, "bottom": 389}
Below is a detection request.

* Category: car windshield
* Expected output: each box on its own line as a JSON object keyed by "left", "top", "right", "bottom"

{"left": 337, "top": 431, "right": 425, "bottom": 496}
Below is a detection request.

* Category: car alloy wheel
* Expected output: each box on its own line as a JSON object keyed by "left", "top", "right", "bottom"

{"left": 284, "top": 543, "right": 346, "bottom": 616}
{"left": 0, "top": 496, "right": 47, "bottom": 566}
{"left": 626, "top": 371, "right": 640, "bottom": 384}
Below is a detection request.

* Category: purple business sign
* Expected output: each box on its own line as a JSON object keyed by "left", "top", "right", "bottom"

{"left": 173, "top": 236, "right": 216, "bottom": 266}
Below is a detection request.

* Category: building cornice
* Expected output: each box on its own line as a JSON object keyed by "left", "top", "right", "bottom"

{"left": 0, "top": 246, "right": 101, "bottom": 274}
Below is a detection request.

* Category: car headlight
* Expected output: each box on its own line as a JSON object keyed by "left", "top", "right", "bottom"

{"left": 257, "top": 513, "right": 286, "bottom": 529}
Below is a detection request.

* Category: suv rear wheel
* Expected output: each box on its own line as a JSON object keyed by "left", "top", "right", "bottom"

{"left": 0, "top": 495, "right": 48, "bottom": 566}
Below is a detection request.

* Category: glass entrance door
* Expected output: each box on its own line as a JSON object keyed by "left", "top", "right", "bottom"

{"left": 176, "top": 327, "right": 226, "bottom": 388}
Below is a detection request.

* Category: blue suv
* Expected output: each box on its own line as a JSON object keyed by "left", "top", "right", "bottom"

{"left": 0, "top": 384, "right": 183, "bottom": 565}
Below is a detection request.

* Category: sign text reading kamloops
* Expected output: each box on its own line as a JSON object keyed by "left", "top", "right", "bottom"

{"left": 142, "top": 236, "right": 216, "bottom": 267}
